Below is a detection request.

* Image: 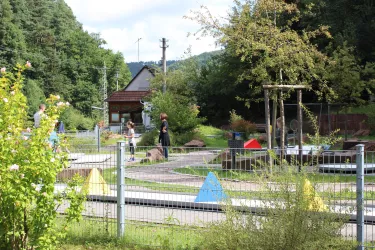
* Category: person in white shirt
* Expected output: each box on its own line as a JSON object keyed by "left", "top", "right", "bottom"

{"left": 34, "top": 104, "right": 46, "bottom": 128}
{"left": 124, "top": 121, "right": 136, "bottom": 161}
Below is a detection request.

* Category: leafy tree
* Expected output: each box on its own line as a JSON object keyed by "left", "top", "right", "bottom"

{"left": 186, "top": 0, "right": 332, "bottom": 107}
{"left": 325, "top": 44, "right": 374, "bottom": 107}
{"left": 0, "top": 0, "right": 132, "bottom": 129}
{"left": 149, "top": 55, "right": 205, "bottom": 135}
{"left": 0, "top": 0, "right": 26, "bottom": 67}
{"left": 150, "top": 92, "right": 204, "bottom": 135}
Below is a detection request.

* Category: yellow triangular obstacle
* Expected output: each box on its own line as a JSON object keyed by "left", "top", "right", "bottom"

{"left": 82, "top": 168, "right": 111, "bottom": 195}
{"left": 302, "top": 179, "right": 327, "bottom": 212}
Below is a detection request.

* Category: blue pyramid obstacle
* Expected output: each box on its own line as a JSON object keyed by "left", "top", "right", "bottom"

{"left": 195, "top": 172, "right": 228, "bottom": 202}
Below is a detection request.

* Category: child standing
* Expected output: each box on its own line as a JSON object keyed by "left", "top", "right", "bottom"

{"left": 125, "top": 121, "right": 136, "bottom": 162}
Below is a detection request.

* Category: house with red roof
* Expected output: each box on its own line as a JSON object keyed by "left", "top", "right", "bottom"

{"left": 105, "top": 66, "right": 154, "bottom": 131}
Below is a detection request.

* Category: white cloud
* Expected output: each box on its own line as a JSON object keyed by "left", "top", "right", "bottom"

{"left": 65, "top": 0, "right": 174, "bottom": 23}
{"left": 65, "top": 0, "right": 232, "bottom": 62}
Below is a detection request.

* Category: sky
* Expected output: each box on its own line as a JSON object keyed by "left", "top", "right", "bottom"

{"left": 64, "top": 0, "right": 233, "bottom": 63}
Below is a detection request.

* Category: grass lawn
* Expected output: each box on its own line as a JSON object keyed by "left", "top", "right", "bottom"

{"left": 197, "top": 125, "right": 228, "bottom": 148}
{"left": 59, "top": 218, "right": 202, "bottom": 250}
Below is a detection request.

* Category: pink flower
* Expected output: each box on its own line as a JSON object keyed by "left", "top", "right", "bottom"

{"left": 26, "top": 127, "right": 31, "bottom": 133}
{"left": 10, "top": 91, "right": 15, "bottom": 95}
{"left": 1, "top": 67, "right": 5, "bottom": 73}
{"left": 9, "top": 164, "right": 19, "bottom": 171}
{"left": 56, "top": 95, "right": 60, "bottom": 100}
{"left": 57, "top": 102, "right": 64, "bottom": 107}
{"left": 25, "top": 61, "right": 31, "bottom": 68}
{"left": 23, "top": 136, "right": 28, "bottom": 140}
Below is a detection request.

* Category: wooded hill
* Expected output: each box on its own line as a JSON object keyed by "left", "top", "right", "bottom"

{"left": 0, "top": 0, "right": 132, "bottom": 129}
{"left": 127, "top": 50, "right": 222, "bottom": 77}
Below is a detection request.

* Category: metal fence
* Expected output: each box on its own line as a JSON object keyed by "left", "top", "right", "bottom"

{"left": 56, "top": 141, "right": 375, "bottom": 249}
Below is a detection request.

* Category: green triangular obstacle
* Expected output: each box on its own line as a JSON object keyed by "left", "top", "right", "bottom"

{"left": 195, "top": 172, "right": 228, "bottom": 202}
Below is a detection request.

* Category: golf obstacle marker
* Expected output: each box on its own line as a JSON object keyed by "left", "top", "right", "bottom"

{"left": 195, "top": 172, "right": 228, "bottom": 202}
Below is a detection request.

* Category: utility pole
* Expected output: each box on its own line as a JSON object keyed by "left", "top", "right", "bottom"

{"left": 160, "top": 38, "right": 168, "bottom": 93}
{"left": 135, "top": 38, "right": 142, "bottom": 62}
{"left": 116, "top": 70, "right": 119, "bottom": 91}
{"left": 102, "top": 62, "right": 108, "bottom": 126}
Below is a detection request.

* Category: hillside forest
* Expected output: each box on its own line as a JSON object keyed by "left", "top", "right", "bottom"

{"left": 0, "top": 0, "right": 131, "bottom": 129}
{"left": 1, "top": 0, "right": 375, "bottom": 130}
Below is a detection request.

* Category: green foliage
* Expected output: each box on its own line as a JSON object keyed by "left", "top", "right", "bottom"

{"left": 229, "top": 109, "right": 243, "bottom": 124}
{"left": 187, "top": 0, "right": 332, "bottom": 105}
{"left": 169, "top": 130, "right": 205, "bottom": 146}
{"left": 137, "top": 130, "right": 159, "bottom": 146}
{"left": 301, "top": 104, "right": 341, "bottom": 146}
{"left": 150, "top": 92, "right": 205, "bottom": 135}
{"left": 59, "top": 107, "right": 94, "bottom": 131}
{"left": 0, "top": 0, "right": 132, "bottom": 129}
{"left": 326, "top": 44, "right": 375, "bottom": 107}
{"left": 229, "top": 110, "right": 257, "bottom": 139}
{"left": 23, "top": 79, "right": 46, "bottom": 117}
{"left": 0, "top": 64, "right": 85, "bottom": 250}
{"left": 201, "top": 170, "right": 353, "bottom": 250}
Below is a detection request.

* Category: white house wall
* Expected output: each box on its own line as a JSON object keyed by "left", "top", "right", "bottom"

{"left": 126, "top": 68, "right": 153, "bottom": 91}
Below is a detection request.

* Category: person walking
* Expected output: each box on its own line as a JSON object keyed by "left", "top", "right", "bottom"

{"left": 34, "top": 104, "right": 46, "bottom": 128}
{"left": 124, "top": 121, "right": 136, "bottom": 162}
{"left": 158, "top": 113, "right": 170, "bottom": 160}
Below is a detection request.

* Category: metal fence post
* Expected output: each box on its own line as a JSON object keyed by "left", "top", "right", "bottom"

{"left": 356, "top": 144, "right": 364, "bottom": 250}
{"left": 117, "top": 141, "right": 126, "bottom": 238}
{"left": 97, "top": 127, "right": 101, "bottom": 153}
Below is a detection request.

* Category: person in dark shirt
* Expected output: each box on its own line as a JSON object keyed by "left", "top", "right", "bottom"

{"left": 158, "top": 113, "right": 170, "bottom": 160}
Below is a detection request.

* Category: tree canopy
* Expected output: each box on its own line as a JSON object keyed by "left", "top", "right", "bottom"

{"left": 0, "top": 0, "right": 132, "bottom": 128}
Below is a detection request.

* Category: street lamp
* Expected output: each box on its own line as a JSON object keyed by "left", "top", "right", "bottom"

{"left": 91, "top": 106, "right": 104, "bottom": 110}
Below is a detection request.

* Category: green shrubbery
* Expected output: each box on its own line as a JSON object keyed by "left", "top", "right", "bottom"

{"left": 229, "top": 110, "right": 257, "bottom": 139}
{"left": 59, "top": 107, "right": 95, "bottom": 131}
{"left": 137, "top": 129, "right": 159, "bottom": 146}
{"left": 0, "top": 64, "right": 85, "bottom": 250}
{"left": 150, "top": 92, "right": 205, "bottom": 135}
{"left": 201, "top": 169, "right": 353, "bottom": 250}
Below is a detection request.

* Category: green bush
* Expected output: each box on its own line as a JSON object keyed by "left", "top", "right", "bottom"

{"left": 150, "top": 92, "right": 206, "bottom": 135}
{"left": 137, "top": 130, "right": 159, "bottom": 146}
{"left": 0, "top": 63, "right": 86, "bottom": 249}
{"left": 59, "top": 107, "right": 94, "bottom": 131}
{"left": 171, "top": 131, "right": 205, "bottom": 146}
{"left": 200, "top": 167, "right": 353, "bottom": 250}
{"left": 229, "top": 109, "right": 243, "bottom": 124}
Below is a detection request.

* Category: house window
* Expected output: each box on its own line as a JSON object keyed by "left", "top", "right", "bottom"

{"left": 111, "top": 113, "right": 120, "bottom": 122}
